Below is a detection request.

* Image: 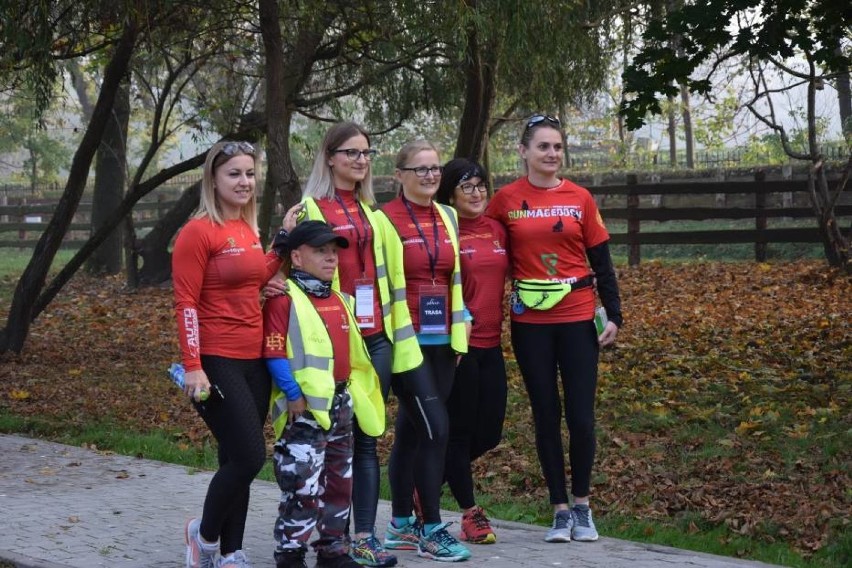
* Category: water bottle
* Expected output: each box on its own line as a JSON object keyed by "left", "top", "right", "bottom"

{"left": 168, "top": 363, "right": 209, "bottom": 401}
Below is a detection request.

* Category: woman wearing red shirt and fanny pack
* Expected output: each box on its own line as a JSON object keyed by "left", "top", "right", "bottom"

{"left": 486, "top": 115, "right": 623, "bottom": 545}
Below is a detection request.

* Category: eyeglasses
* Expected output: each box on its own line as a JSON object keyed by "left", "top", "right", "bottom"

{"left": 221, "top": 141, "right": 255, "bottom": 156}
{"left": 399, "top": 165, "right": 443, "bottom": 177}
{"left": 333, "top": 148, "right": 378, "bottom": 161}
{"left": 458, "top": 182, "right": 488, "bottom": 195}
{"left": 525, "top": 114, "right": 561, "bottom": 130}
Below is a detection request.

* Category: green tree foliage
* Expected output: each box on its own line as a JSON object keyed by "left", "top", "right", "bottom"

{"left": 620, "top": 0, "right": 851, "bottom": 130}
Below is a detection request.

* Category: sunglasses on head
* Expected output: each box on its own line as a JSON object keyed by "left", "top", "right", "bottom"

{"left": 525, "top": 114, "right": 561, "bottom": 130}
{"left": 220, "top": 141, "right": 255, "bottom": 156}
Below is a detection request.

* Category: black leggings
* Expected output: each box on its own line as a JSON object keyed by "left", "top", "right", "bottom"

{"left": 351, "top": 333, "right": 393, "bottom": 534}
{"left": 196, "top": 355, "right": 271, "bottom": 554}
{"left": 511, "top": 320, "right": 599, "bottom": 503}
{"left": 388, "top": 344, "right": 455, "bottom": 524}
{"left": 445, "top": 346, "right": 507, "bottom": 509}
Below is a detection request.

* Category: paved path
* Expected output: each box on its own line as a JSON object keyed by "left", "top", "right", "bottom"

{"left": 0, "top": 434, "right": 782, "bottom": 568}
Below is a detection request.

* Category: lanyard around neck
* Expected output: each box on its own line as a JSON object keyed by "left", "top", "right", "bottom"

{"left": 401, "top": 194, "right": 440, "bottom": 282}
{"left": 334, "top": 193, "right": 371, "bottom": 276}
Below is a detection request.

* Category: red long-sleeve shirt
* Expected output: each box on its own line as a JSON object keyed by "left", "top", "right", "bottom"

{"left": 381, "top": 197, "right": 456, "bottom": 333}
{"left": 459, "top": 215, "right": 510, "bottom": 348}
{"left": 172, "top": 217, "right": 281, "bottom": 371}
{"left": 311, "top": 190, "right": 384, "bottom": 337}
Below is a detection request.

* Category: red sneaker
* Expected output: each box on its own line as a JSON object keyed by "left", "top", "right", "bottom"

{"left": 459, "top": 506, "right": 496, "bottom": 544}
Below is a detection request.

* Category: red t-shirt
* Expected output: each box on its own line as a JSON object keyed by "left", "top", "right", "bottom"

{"left": 312, "top": 190, "right": 384, "bottom": 337}
{"left": 172, "top": 217, "right": 282, "bottom": 371}
{"left": 262, "top": 292, "right": 352, "bottom": 383}
{"left": 486, "top": 177, "right": 609, "bottom": 324}
{"left": 382, "top": 197, "right": 456, "bottom": 333}
{"left": 459, "top": 215, "right": 509, "bottom": 348}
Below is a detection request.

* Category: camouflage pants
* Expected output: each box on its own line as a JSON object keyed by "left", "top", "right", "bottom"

{"left": 273, "top": 388, "right": 354, "bottom": 557}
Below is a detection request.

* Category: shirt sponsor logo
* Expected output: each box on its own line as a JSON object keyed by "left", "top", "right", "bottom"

{"left": 183, "top": 308, "right": 199, "bottom": 358}
{"left": 507, "top": 206, "right": 582, "bottom": 220}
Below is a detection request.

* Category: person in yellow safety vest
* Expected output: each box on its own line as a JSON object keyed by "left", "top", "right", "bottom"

{"left": 262, "top": 220, "right": 383, "bottom": 568}
{"left": 278, "top": 121, "right": 422, "bottom": 568}
{"left": 379, "top": 140, "right": 472, "bottom": 563}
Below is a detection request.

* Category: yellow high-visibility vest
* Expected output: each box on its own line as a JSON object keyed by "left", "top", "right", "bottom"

{"left": 302, "top": 197, "right": 423, "bottom": 372}
{"left": 269, "top": 281, "right": 385, "bottom": 439}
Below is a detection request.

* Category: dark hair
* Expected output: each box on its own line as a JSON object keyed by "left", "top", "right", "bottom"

{"left": 435, "top": 158, "right": 489, "bottom": 204}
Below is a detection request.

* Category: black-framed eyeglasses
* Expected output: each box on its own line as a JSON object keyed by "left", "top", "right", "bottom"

{"left": 525, "top": 114, "right": 561, "bottom": 130}
{"left": 333, "top": 148, "right": 378, "bottom": 161}
{"left": 399, "top": 165, "right": 443, "bottom": 177}
{"left": 458, "top": 182, "right": 488, "bottom": 195}
{"left": 221, "top": 141, "right": 255, "bottom": 156}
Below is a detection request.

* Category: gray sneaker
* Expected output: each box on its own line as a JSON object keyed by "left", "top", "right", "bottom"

{"left": 571, "top": 504, "right": 599, "bottom": 541}
{"left": 544, "top": 510, "right": 573, "bottom": 542}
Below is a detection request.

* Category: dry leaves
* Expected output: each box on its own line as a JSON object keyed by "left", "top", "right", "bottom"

{"left": 0, "top": 263, "right": 849, "bottom": 555}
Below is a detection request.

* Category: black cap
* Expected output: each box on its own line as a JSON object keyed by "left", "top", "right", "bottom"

{"left": 288, "top": 220, "right": 349, "bottom": 250}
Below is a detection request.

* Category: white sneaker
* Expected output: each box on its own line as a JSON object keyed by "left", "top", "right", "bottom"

{"left": 571, "top": 505, "right": 599, "bottom": 541}
{"left": 544, "top": 510, "right": 573, "bottom": 543}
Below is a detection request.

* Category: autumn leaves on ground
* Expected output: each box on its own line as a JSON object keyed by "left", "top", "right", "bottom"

{"left": 0, "top": 261, "right": 849, "bottom": 559}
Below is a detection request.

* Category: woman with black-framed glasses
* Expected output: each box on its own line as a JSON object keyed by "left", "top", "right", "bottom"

{"left": 172, "top": 140, "right": 284, "bottom": 568}
{"left": 486, "top": 115, "right": 623, "bottom": 544}
{"left": 278, "top": 121, "right": 423, "bottom": 568}
{"left": 435, "top": 158, "right": 510, "bottom": 546}
{"left": 379, "top": 140, "right": 472, "bottom": 562}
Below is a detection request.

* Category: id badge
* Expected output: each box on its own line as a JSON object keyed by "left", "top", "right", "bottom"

{"left": 354, "top": 279, "right": 376, "bottom": 329}
{"left": 419, "top": 285, "right": 448, "bottom": 334}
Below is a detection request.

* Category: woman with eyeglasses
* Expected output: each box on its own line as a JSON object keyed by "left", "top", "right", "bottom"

{"left": 379, "top": 141, "right": 472, "bottom": 562}
{"left": 172, "top": 140, "right": 283, "bottom": 568}
{"left": 435, "top": 158, "right": 510, "bottom": 546}
{"left": 486, "top": 115, "right": 622, "bottom": 544}
{"left": 280, "top": 121, "right": 423, "bottom": 568}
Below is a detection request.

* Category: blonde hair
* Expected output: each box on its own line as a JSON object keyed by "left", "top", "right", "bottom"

{"left": 196, "top": 140, "right": 259, "bottom": 234}
{"left": 303, "top": 122, "right": 375, "bottom": 205}
{"left": 393, "top": 139, "right": 440, "bottom": 195}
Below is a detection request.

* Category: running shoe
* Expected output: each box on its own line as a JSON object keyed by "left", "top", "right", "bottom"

{"left": 571, "top": 504, "right": 599, "bottom": 542}
{"left": 185, "top": 518, "right": 218, "bottom": 568}
{"left": 384, "top": 517, "right": 421, "bottom": 551}
{"left": 544, "top": 510, "right": 573, "bottom": 543}
{"left": 349, "top": 534, "right": 398, "bottom": 567}
{"left": 418, "top": 522, "right": 471, "bottom": 562}
{"left": 459, "top": 506, "right": 496, "bottom": 544}
{"left": 218, "top": 550, "right": 251, "bottom": 567}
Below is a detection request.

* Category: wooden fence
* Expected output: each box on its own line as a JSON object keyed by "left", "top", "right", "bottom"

{"left": 1, "top": 175, "right": 849, "bottom": 265}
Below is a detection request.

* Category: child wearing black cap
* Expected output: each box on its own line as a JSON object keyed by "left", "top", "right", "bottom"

{"left": 263, "top": 221, "right": 385, "bottom": 568}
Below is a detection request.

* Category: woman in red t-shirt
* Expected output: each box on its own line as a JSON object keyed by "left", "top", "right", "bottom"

{"left": 172, "top": 141, "right": 282, "bottom": 568}
{"left": 486, "top": 115, "right": 623, "bottom": 544}
{"left": 435, "top": 158, "right": 509, "bottom": 545}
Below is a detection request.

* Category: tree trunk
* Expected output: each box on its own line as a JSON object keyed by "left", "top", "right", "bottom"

{"left": 134, "top": 181, "right": 201, "bottom": 286}
{"left": 454, "top": 22, "right": 497, "bottom": 163}
{"left": 258, "top": 0, "right": 335, "bottom": 243}
{"left": 0, "top": 20, "right": 138, "bottom": 355}
{"left": 667, "top": 92, "right": 677, "bottom": 166}
{"left": 87, "top": 77, "right": 130, "bottom": 275}
{"left": 680, "top": 82, "right": 694, "bottom": 168}
{"left": 836, "top": 43, "right": 851, "bottom": 138}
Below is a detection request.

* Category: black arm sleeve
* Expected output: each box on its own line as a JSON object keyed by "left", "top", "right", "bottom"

{"left": 586, "top": 241, "right": 623, "bottom": 328}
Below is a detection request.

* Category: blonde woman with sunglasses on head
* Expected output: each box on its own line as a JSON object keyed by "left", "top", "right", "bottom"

{"left": 173, "top": 141, "right": 284, "bottom": 568}
{"left": 486, "top": 115, "right": 623, "bottom": 544}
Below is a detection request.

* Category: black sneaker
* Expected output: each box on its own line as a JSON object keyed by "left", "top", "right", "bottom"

{"left": 275, "top": 548, "right": 308, "bottom": 568}
{"left": 315, "top": 553, "right": 361, "bottom": 568}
